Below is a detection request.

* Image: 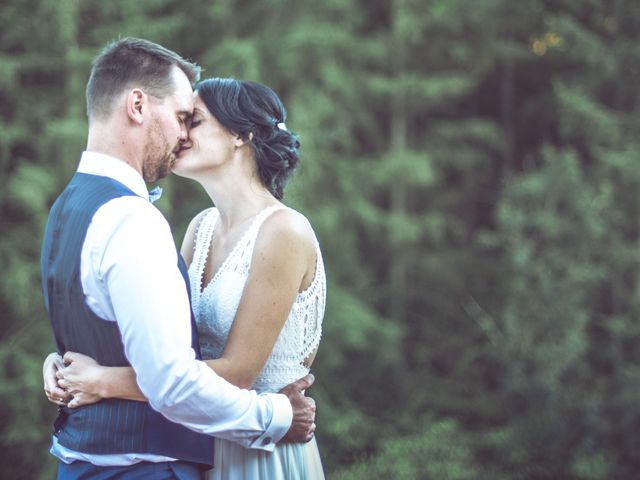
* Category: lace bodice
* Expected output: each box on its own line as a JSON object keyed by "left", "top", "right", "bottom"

{"left": 188, "top": 205, "right": 325, "bottom": 393}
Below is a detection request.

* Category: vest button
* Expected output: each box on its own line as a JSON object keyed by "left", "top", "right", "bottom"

{"left": 262, "top": 437, "right": 272, "bottom": 446}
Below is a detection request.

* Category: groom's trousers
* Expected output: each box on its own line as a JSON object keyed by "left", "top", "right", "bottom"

{"left": 57, "top": 459, "right": 204, "bottom": 480}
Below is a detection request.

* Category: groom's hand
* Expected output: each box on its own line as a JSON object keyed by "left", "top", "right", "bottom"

{"left": 279, "top": 373, "right": 316, "bottom": 443}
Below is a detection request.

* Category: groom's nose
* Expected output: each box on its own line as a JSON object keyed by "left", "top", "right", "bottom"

{"left": 179, "top": 136, "right": 192, "bottom": 148}
{"left": 179, "top": 127, "right": 188, "bottom": 142}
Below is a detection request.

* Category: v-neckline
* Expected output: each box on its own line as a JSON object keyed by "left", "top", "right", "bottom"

{"left": 198, "top": 205, "right": 280, "bottom": 294}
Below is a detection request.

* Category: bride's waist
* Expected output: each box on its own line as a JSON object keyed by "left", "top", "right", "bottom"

{"left": 252, "top": 364, "right": 311, "bottom": 393}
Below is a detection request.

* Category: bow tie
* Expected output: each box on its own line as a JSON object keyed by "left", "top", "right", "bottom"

{"left": 148, "top": 186, "right": 163, "bottom": 204}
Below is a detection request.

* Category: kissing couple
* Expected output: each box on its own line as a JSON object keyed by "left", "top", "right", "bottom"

{"left": 41, "top": 37, "right": 326, "bottom": 479}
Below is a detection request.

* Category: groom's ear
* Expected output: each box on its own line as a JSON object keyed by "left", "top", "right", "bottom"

{"left": 126, "top": 89, "right": 146, "bottom": 125}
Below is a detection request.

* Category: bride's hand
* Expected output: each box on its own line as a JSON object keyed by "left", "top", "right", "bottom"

{"left": 43, "top": 352, "right": 72, "bottom": 406}
{"left": 56, "top": 351, "right": 106, "bottom": 408}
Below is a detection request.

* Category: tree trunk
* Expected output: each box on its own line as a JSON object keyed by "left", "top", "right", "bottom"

{"left": 389, "top": 0, "right": 409, "bottom": 323}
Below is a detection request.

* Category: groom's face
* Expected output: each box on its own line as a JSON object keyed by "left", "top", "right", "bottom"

{"left": 142, "top": 66, "right": 194, "bottom": 182}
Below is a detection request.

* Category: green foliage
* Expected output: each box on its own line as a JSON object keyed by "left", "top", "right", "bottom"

{"left": 1, "top": 0, "right": 639, "bottom": 478}
{"left": 334, "top": 420, "right": 481, "bottom": 480}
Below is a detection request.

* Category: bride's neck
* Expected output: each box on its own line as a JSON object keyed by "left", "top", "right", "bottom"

{"left": 199, "top": 173, "right": 277, "bottom": 231}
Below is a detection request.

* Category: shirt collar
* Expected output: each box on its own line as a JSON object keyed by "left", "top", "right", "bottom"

{"left": 77, "top": 151, "right": 150, "bottom": 200}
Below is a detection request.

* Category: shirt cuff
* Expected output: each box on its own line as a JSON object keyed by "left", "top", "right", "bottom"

{"left": 249, "top": 393, "right": 292, "bottom": 451}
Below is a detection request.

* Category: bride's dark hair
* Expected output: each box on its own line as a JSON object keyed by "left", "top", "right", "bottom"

{"left": 195, "top": 78, "right": 300, "bottom": 200}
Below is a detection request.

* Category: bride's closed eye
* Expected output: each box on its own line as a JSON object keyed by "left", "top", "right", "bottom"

{"left": 190, "top": 119, "right": 202, "bottom": 128}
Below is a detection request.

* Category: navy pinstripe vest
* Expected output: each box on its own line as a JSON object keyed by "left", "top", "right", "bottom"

{"left": 40, "top": 172, "right": 214, "bottom": 468}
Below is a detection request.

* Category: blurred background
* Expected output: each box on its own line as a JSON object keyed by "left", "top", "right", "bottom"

{"left": 1, "top": 0, "right": 639, "bottom": 478}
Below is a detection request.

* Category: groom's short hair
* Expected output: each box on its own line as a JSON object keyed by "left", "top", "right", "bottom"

{"left": 86, "top": 37, "right": 201, "bottom": 121}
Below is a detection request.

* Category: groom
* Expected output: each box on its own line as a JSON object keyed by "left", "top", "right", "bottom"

{"left": 40, "top": 38, "right": 315, "bottom": 479}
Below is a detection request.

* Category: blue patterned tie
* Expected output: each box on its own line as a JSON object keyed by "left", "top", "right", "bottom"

{"left": 148, "top": 186, "right": 163, "bottom": 204}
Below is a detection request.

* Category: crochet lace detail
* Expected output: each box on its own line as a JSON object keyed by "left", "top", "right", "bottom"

{"left": 188, "top": 206, "right": 326, "bottom": 393}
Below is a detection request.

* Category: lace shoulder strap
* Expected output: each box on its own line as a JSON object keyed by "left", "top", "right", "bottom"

{"left": 189, "top": 208, "right": 219, "bottom": 293}
{"left": 229, "top": 205, "right": 286, "bottom": 270}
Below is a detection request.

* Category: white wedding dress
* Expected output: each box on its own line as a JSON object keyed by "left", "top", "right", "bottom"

{"left": 188, "top": 205, "right": 326, "bottom": 480}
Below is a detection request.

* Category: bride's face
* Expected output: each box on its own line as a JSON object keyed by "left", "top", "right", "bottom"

{"left": 172, "top": 93, "right": 237, "bottom": 179}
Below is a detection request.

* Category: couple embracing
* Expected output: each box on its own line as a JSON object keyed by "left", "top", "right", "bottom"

{"left": 41, "top": 37, "right": 326, "bottom": 479}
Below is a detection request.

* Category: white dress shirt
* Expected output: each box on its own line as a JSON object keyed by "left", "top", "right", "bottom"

{"left": 51, "top": 151, "right": 292, "bottom": 466}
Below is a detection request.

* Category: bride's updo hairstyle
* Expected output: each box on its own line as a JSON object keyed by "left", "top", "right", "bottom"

{"left": 196, "top": 78, "right": 300, "bottom": 200}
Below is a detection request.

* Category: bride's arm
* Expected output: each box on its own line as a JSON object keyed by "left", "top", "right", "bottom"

{"left": 54, "top": 352, "right": 146, "bottom": 407}
{"left": 203, "top": 210, "right": 316, "bottom": 389}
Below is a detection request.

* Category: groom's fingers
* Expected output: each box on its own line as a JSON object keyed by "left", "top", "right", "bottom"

{"left": 278, "top": 375, "right": 318, "bottom": 443}
{"left": 306, "top": 396, "right": 316, "bottom": 410}
{"left": 306, "top": 421, "right": 317, "bottom": 442}
{"left": 290, "top": 373, "right": 315, "bottom": 392}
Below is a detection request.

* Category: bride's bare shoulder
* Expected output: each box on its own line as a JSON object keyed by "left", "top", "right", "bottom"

{"left": 256, "top": 207, "right": 319, "bottom": 264}
{"left": 266, "top": 207, "right": 317, "bottom": 240}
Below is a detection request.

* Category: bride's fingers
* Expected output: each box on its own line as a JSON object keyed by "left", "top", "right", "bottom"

{"left": 44, "top": 388, "right": 69, "bottom": 406}
{"left": 68, "top": 394, "right": 89, "bottom": 409}
{"left": 63, "top": 351, "right": 76, "bottom": 365}
{"left": 67, "top": 392, "right": 101, "bottom": 409}
{"left": 53, "top": 356, "right": 66, "bottom": 370}
{"left": 45, "top": 376, "right": 71, "bottom": 400}
{"left": 63, "top": 351, "right": 90, "bottom": 366}
{"left": 56, "top": 368, "right": 75, "bottom": 384}
{"left": 45, "top": 384, "right": 70, "bottom": 399}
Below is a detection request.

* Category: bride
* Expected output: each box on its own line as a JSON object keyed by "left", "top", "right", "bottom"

{"left": 44, "top": 78, "right": 326, "bottom": 479}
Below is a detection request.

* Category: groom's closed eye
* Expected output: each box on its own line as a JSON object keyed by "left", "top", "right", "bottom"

{"left": 176, "top": 111, "right": 192, "bottom": 126}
